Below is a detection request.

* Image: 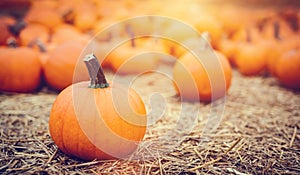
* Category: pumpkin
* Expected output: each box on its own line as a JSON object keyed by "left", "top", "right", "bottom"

{"left": 93, "top": 18, "right": 123, "bottom": 41}
{"left": 161, "top": 21, "right": 199, "bottom": 57}
{"left": 108, "top": 38, "right": 161, "bottom": 75}
{"left": 233, "top": 25, "right": 274, "bottom": 76}
{"left": 173, "top": 50, "right": 232, "bottom": 102}
{"left": 49, "top": 53, "right": 147, "bottom": 160}
{"left": 51, "top": 24, "right": 86, "bottom": 44}
{"left": 25, "top": 6, "right": 62, "bottom": 29}
{"left": 216, "top": 37, "right": 240, "bottom": 66}
{"left": 0, "top": 46, "right": 42, "bottom": 92}
{"left": 275, "top": 46, "right": 300, "bottom": 89}
{"left": 73, "top": 1, "right": 98, "bottom": 31}
{"left": 234, "top": 41, "right": 269, "bottom": 76}
{"left": 90, "top": 40, "right": 116, "bottom": 68}
{"left": 30, "top": 0, "right": 58, "bottom": 10}
{"left": 192, "top": 14, "right": 223, "bottom": 48}
{"left": 19, "top": 23, "right": 50, "bottom": 47}
{"left": 165, "top": 35, "right": 211, "bottom": 59}
{"left": 231, "top": 27, "right": 262, "bottom": 43}
{"left": 215, "top": 5, "right": 249, "bottom": 35}
{"left": 266, "top": 25, "right": 300, "bottom": 76}
{"left": 43, "top": 40, "right": 88, "bottom": 91}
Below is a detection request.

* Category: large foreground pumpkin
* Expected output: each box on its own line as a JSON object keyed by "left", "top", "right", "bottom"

{"left": 49, "top": 54, "right": 147, "bottom": 160}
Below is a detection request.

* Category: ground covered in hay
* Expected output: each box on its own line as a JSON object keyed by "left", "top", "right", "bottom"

{"left": 0, "top": 68, "right": 299, "bottom": 175}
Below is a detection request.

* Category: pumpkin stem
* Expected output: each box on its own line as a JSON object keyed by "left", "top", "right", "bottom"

{"left": 28, "top": 39, "right": 47, "bottom": 52}
{"left": 7, "top": 37, "right": 18, "bottom": 48}
{"left": 84, "top": 53, "right": 109, "bottom": 88}
{"left": 62, "top": 9, "right": 75, "bottom": 24}
{"left": 279, "top": 10, "right": 299, "bottom": 32}
{"left": 8, "top": 19, "right": 27, "bottom": 37}
{"left": 36, "top": 39, "right": 47, "bottom": 52}
{"left": 273, "top": 21, "right": 281, "bottom": 41}
{"left": 245, "top": 28, "right": 251, "bottom": 43}
{"left": 126, "top": 25, "right": 135, "bottom": 47}
{"left": 257, "top": 17, "right": 270, "bottom": 32}
{"left": 201, "top": 31, "right": 211, "bottom": 49}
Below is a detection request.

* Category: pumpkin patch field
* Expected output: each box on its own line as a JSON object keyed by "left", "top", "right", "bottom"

{"left": 0, "top": 0, "right": 299, "bottom": 174}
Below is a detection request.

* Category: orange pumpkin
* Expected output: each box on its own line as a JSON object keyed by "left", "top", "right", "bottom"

{"left": 51, "top": 24, "right": 85, "bottom": 44}
{"left": 267, "top": 34, "right": 300, "bottom": 76}
{"left": 173, "top": 50, "right": 232, "bottom": 102}
{"left": 0, "top": 46, "right": 42, "bottom": 92}
{"left": 216, "top": 38, "right": 240, "bottom": 66}
{"left": 192, "top": 14, "right": 223, "bottom": 48}
{"left": 30, "top": 0, "right": 58, "bottom": 10}
{"left": 231, "top": 27, "right": 261, "bottom": 43}
{"left": 25, "top": 6, "right": 62, "bottom": 29}
{"left": 89, "top": 40, "right": 116, "bottom": 68}
{"left": 165, "top": 35, "right": 211, "bottom": 59}
{"left": 216, "top": 5, "right": 250, "bottom": 35}
{"left": 19, "top": 23, "right": 50, "bottom": 47}
{"left": 43, "top": 40, "right": 88, "bottom": 91}
{"left": 234, "top": 41, "right": 270, "bottom": 76}
{"left": 73, "top": 1, "right": 98, "bottom": 31}
{"left": 108, "top": 38, "right": 161, "bottom": 75}
{"left": 161, "top": 21, "right": 199, "bottom": 57}
{"left": 232, "top": 25, "right": 276, "bottom": 76}
{"left": 265, "top": 41, "right": 287, "bottom": 76}
{"left": 275, "top": 47, "right": 300, "bottom": 89}
{"left": 49, "top": 53, "right": 147, "bottom": 160}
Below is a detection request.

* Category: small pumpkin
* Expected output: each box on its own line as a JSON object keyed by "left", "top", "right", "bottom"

{"left": 49, "top": 53, "right": 147, "bottom": 160}
{"left": 73, "top": 1, "right": 98, "bottom": 31}
{"left": 216, "top": 37, "right": 240, "bottom": 66}
{"left": 231, "top": 27, "right": 261, "bottom": 43}
{"left": 161, "top": 21, "right": 199, "bottom": 57}
{"left": 30, "top": 0, "right": 58, "bottom": 10}
{"left": 19, "top": 23, "right": 50, "bottom": 47}
{"left": 51, "top": 24, "right": 86, "bottom": 44}
{"left": 233, "top": 26, "right": 272, "bottom": 76}
{"left": 166, "top": 35, "right": 211, "bottom": 59}
{"left": 266, "top": 24, "right": 300, "bottom": 76}
{"left": 43, "top": 40, "right": 88, "bottom": 91}
{"left": 234, "top": 41, "right": 269, "bottom": 76}
{"left": 108, "top": 38, "right": 161, "bottom": 75}
{"left": 275, "top": 46, "right": 300, "bottom": 89}
{"left": 25, "top": 6, "right": 62, "bottom": 29}
{"left": 173, "top": 49, "right": 232, "bottom": 102}
{"left": 215, "top": 6, "right": 249, "bottom": 35}
{"left": 192, "top": 14, "right": 223, "bottom": 48}
{"left": 0, "top": 45, "right": 42, "bottom": 92}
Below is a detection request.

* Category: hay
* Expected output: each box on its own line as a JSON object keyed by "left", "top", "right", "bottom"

{"left": 0, "top": 66, "right": 299, "bottom": 174}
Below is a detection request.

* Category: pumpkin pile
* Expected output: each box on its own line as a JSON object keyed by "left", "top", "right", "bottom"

{"left": 1, "top": 1, "right": 299, "bottom": 94}
{"left": 0, "top": 0, "right": 299, "bottom": 160}
{"left": 216, "top": 7, "right": 300, "bottom": 89}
